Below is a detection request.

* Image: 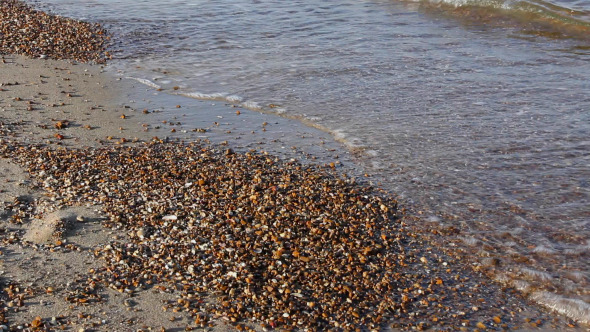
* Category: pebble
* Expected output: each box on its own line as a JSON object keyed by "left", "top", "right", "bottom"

{"left": 0, "top": 140, "right": 560, "bottom": 330}
{"left": 0, "top": 0, "right": 109, "bottom": 63}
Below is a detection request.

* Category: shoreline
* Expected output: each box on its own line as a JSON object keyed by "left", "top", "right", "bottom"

{"left": 1, "top": 2, "right": 588, "bottom": 331}
{"left": 0, "top": 56, "right": 584, "bottom": 332}
{"left": 0, "top": 55, "right": 156, "bottom": 147}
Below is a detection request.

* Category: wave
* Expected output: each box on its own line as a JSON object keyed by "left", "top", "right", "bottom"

{"left": 121, "top": 76, "right": 370, "bottom": 154}
{"left": 405, "top": 0, "right": 590, "bottom": 39}
{"left": 177, "top": 91, "right": 366, "bottom": 151}
{"left": 125, "top": 76, "right": 161, "bottom": 90}
{"left": 180, "top": 91, "right": 243, "bottom": 103}
{"left": 530, "top": 291, "right": 590, "bottom": 324}
{"left": 494, "top": 273, "right": 590, "bottom": 324}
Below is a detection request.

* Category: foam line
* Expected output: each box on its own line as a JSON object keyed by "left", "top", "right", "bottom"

{"left": 125, "top": 76, "right": 161, "bottom": 90}
{"left": 530, "top": 291, "right": 590, "bottom": 324}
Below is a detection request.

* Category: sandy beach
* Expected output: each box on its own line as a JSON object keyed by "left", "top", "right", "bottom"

{"left": 0, "top": 54, "right": 227, "bottom": 331}
{"left": 1, "top": 1, "right": 589, "bottom": 331}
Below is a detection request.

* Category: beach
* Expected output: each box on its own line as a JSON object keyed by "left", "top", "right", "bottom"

{"left": 1, "top": 1, "right": 589, "bottom": 331}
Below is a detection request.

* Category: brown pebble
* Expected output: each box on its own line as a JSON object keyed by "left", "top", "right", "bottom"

{"left": 55, "top": 121, "right": 68, "bottom": 129}
{"left": 0, "top": 0, "right": 109, "bottom": 62}
{"left": 31, "top": 316, "right": 42, "bottom": 328}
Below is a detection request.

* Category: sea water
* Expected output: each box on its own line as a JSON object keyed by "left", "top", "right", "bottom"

{"left": 27, "top": 0, "right": 590, "bottom": 323}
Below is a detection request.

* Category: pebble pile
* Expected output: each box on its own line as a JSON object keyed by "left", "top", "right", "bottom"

{"left": 0, "top": 0, "right": 109, "bottom": 63}
{"left": 0, "top": 141, "right": 543, "bottom": 331}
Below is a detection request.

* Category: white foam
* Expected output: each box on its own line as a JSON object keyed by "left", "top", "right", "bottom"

{"left": 565, "top": 271, "right": 587, "bottom": 282}
{"left": 530, "top": 291, "right": 590, "bottom": 324}
{"left": 429, "top": 0, "right": 475, "bottom": 7}
{"left": 329, "top": 129, "right": 364, "bottom": 151}
{"left": 125, "top": 76, "right": 161, "bottom": 90}
{"left": 493, "top": 273, "right": 511, "bottom": 284}
{"left": 461, "top": 236, "right": 480, "bottom": 246}
{"left": 182, "top": 92, "right": 228, "bottom": 101}
{"left": 226, "top": 95, "right": 243, "bottom": 103}
{"left": 564, "top": 242, "right": 590, "bottom": 255}
{"left": 240, "top": 101, "right": 262, "bottom": 110}
{"left": 532, "top": 245, "right": 556, "bottom": 255}
{"left": 511, "top": 279, "right": 531, "bottom": 292}
{"left": 520, "top": 267, "right": 553, "bottom": 282}
{"left": 333, "top": 130, "right": 347, "bottom": 141}
{"left": 426, "top": 215, "right": 441, "bottom": 222}
{"left": 341, "top": 138, "right": 364, "bottom": 150}
{"left": 430, "top": 0, "right": 511, "bottom": 10}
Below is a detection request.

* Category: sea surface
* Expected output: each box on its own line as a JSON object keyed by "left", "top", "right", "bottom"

{"left": 27, "top": 0, "right": 590, "bottom": 323}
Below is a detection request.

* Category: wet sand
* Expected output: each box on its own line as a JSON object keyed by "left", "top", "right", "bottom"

{"left": 1, "top": 2, "right": 588, "bottom": 332}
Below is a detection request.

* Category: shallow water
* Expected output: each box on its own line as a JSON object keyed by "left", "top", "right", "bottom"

{"left": 28, "top": 0, "right": 590, "bottom": 323}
